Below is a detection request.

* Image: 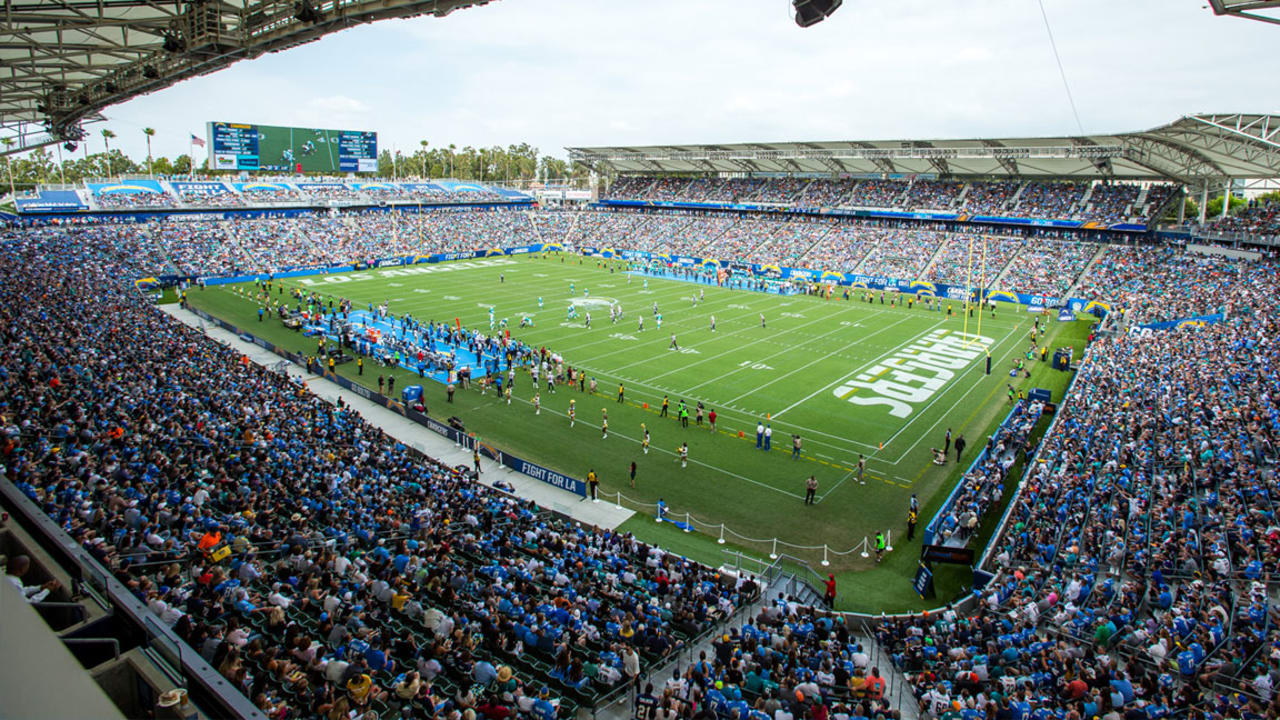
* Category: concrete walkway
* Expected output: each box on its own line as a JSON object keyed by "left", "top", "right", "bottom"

{"left": 162, "top": 305, "right": 635, "bottom": 530}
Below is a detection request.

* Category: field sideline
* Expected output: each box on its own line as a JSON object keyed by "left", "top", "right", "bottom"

{"left": 189, "top": 253, "right": 1091, "bottom": 574}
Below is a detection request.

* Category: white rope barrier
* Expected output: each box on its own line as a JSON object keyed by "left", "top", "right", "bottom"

{"left": 607, "top": 490, "right": 893, "bottom": 567}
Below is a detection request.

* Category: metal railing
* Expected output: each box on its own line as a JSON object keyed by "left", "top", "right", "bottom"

{"left": 0, "top": 479, "right": 266, "bottom": 720}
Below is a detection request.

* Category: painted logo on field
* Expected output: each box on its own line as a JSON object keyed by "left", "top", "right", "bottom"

{"left": 568, "top": 296, "right": 619, "bottom": 311}
{"left": 833, "top": 329, "right": 994, "bottom": 418}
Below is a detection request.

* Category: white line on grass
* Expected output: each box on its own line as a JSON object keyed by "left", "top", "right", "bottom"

{"left": 718, "top": 310, "right": 909, "bottom": 405}
{"left": 637, "top": 302, "right": 857, "bottom": 386}
{"left": 770, "top": 321, "right": 947, "bottom": 420}
{"left": 887, "top": 319, "right": 1030, "bottom": 465}
{"left": 479, "top": 387, "right": 808, "bottom": 500}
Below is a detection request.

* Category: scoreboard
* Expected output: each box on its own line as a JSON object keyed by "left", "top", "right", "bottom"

{"left": 208, "top": 122, "right": 378, "bottom": 173}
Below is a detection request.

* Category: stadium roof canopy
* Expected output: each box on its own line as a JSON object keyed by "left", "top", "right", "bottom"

{"left": 1208, "top": 0, "right": 1280, "bottom": 24}
{"left": 569, "top": 114, "right": 1280, "bottom": 186}
{"left": 0, "top": 0, "right": 494, "bottom": 154}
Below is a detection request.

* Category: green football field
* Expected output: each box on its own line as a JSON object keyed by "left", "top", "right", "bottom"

{"left": 255, "top": 126, "right": 340, "bottom": 173}
{"left": 188, "top": 253, "right": 1091, "bottom": 600}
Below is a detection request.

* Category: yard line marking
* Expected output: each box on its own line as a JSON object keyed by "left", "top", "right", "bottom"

{"left": 771, "top": 321, "right": 947, "bottom": 420}
{"left": 721, "top": 310, "right": 908, "bottom": 405}
{"left": 888, "top": 319, "right": 1032, "bottom": 465}
{"left": 492, "top": 388, "right": 807, "bottom": 500}
{"left": 645, "top": 303, "right": 854, "bottom": 387}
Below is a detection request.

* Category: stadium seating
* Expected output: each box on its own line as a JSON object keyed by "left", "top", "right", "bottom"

{"left": 5, "top": 208, "right": 1280, "bottom": 720}
{"left": 961, "top": 181, "right": 1020, "bottom": 215}
{"left": 1075, "top": 245, "right": 1260, "bottom": 323}
{"left": 0, "top": 223, "right": 752, "bottom": 719}
{"left": 600, "top": 176, "right": 1183, "bottom": 226}
{"left": 882, "top": 264, "right": 1280, "bottom": 717}
{"left": 1082, "top": 183, "right": 1141, "bottom": 224}
{"left": 1207, "top": 198, "right": 1280, "bottom": 238}
{"left": 1011, "top": 182, "right": 1079, "bottom": 219}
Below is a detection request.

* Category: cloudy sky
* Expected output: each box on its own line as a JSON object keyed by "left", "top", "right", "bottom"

{"left": 100, "top": 0, "right": 1279, "bottom": 162}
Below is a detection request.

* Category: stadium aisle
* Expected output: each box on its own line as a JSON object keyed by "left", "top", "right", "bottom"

{"left": 162, "top": 304, "right": 635, "bottom": 530}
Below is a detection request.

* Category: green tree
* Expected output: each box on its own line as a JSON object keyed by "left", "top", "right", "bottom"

{"left": 143, "top": 127, "right": 156, "bottom": 178}
{"left": 152, "top": 156, "right": 175, "bottom": 177}
{"left": 1, "top": 137, "right": 15, "bottom": 198}
{"left": 1205, "top": 193, "right": 1247, "bottom": 218}
{"left": 419, "top": 140, "right": 429, "bottom": 178}
{"left": 100, "top": 129, "right": 117, "bottom": 176}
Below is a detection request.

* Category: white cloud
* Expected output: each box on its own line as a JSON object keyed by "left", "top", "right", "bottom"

{"left": 96, "top": 0, "right": 1280, "bottom": 163}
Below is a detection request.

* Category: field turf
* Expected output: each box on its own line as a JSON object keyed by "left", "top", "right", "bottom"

{"left": 188, "top": 253, "right": 1092, "bottom": 605}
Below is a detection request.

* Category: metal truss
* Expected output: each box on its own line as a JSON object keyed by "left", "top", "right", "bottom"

{"left": 1207, "top": 0, "right": 1280, "bottom": 25}
{"left": 1, "top": 0, "right": 495, "bottom": 147}
{"left": 569, "top": 114, "right": 1280, "bottom": 183}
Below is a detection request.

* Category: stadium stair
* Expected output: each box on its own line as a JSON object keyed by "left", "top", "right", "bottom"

{"left": 987, "top": 239, "right": 1026, "bottom": 290}
{"left": 1133, "top": 183, "right": 1151, "bottom": 214}
{"left": 792, "top": 223, "right": 835, "bottom": 266}
{"left": 690, "top": 215, "right": 735, "bottom": 255}
{"left": 917, "top": 238, "right": 950, "bottom": 279}
{"left": 156, "top": 180, "right": 180, "bottom": 206}
{"left": 526, "top": 211, "right": 542, "bottom": 243}
{"left": 1063, "top": 243, "right": 1109, "bottom": 299}
{"left": 892, "top": 178, "right": 914, "bottom": 208}
{"left": 1073, "top": 183, "right": 1096, "bottom": 219}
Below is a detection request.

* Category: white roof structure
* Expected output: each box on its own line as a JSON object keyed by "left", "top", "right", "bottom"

{"left": 569, "top": 114, "right": 1280, "bottom": 186}
{"left": 0, "top": 0, "right": 495, "bottom": 153}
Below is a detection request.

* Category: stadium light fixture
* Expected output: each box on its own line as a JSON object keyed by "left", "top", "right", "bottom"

{"left": 793, "top": 0, "right": 842, "bottom": 27}
{"left": 296, "top": 0, "right": 326, "bottom": 24}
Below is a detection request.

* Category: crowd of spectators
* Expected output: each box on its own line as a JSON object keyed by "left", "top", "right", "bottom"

{"left": 682, "top": 178, "right": 764, "bottom": 203}
{"left": 870, "top": 247, "right": 1280, "bottom": 719}
{"left": 239, "top": 187, "right": 306, "bottom": 203}
{"left": 95, "top": 191, "right": 179, "bottom": 209}
{"left": 528, "top": 212, "right": 576, "bottom": 245}
{"left": 801, "top": 179, "right": 857, "bottom": 208}
{"left": 1082, "top": 184, "right": 1141, "bottom": 224}
{"left": 1141, "top": 184, "right": 1180, "bottom": 221}
{"left": 961, "top": 182, "right": 1021, "bottom": 216}
{"left": 856, "top": 230, "right": 946, "bottom": 279}
{"left": 924, "top": 235, "right": 1023, "bottom": 287}
{"left": 799, "top": 222, "right": 880, "bottom": 272}
{"left": 927, "top": 399, "right": 1045, "bottom": 548}
{"left": 1075, "top": 245, "right": 1264, "bottom": 323}
{"left": 0, "top": 223, "right": 752, "bottom": 719}
{"left": 998, "top": 238, "right": 1098, "bottom": 298}
{"left": 9, "top": 204, "right": 1280, "bottom": 720}
{"left": 298, "top": 185, "right": 363, "bottom": 201}
{"left": 598, "top": 177, "right": 1188, "bottom": 225}
{"left": 754, "top": 177, "right": 810, "bottom": 204}
{"left": 1013, "top": 182, "right": 1085, "bottom": 220}
{"left": 1206, "top": 197, "right": 1280, "bottom": 239}
{"left": 178, "top": 189, "right": 248, "bottom": 208}
{"left": 908, "top": 181, "right": 965, "bottom": 212}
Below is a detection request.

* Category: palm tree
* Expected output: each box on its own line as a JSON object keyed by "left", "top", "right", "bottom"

{"left": 100, "top": 129, "right": 116, "bottom": 177}
{"left": 419, "top": 140, "right": 429, "bottom": 178}
{"left": 143, "top": 127, "right": 156, "bottom": 178}
{"left": 1, "top": 137, "right": 15, "bottom": 199}
{"left": 447, "top": 143, "right": 456, "bottom": 179}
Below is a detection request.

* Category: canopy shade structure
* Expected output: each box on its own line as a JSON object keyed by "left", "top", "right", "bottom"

{"left": 1207, "top": 0, "right": 1280, "bottom": 25}
{"left": 0, "top": 0, "right": 495, "bottom": 154}
{"left": 569, "top": 114, "right": 1280, "bottom": 185}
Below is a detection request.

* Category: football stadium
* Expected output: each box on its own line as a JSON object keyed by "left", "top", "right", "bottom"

{"left": 2, "top": 2, "right": 1280, "bottom": 719}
